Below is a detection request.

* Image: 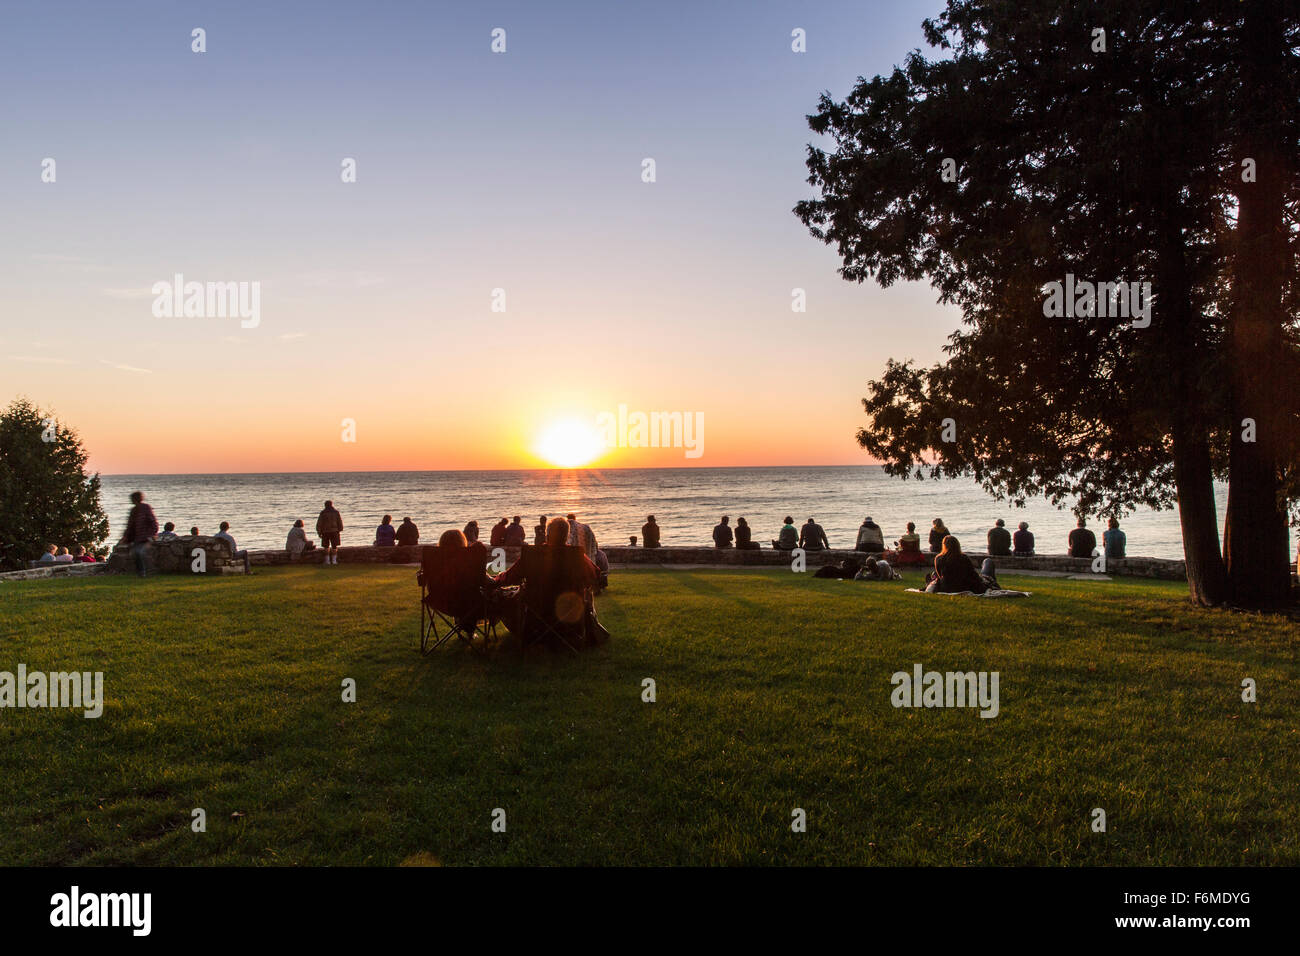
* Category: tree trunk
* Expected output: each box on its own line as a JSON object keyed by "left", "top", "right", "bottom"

{"left": 1224, "top": 0, "right": 1293, "bottom": 609}
{"left": 1173, "top": 420, "right": 1229, "bottom": 606}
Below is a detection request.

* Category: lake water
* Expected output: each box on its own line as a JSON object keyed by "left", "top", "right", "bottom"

{"left": 98, "top": 467, "right": 1243, "bottom": 560}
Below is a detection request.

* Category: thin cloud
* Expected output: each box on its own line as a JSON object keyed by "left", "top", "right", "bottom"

{"left": 278, "top": 332, "right": 307, "bottom": 341}
{"left": 99, "top": 359, "right": 151, "bottom": 374}
{"left": 102, "top": 287, "right": 154, "bottom": 300}
{"left": 8, "top": 354, "right": 76, "bottom": 365}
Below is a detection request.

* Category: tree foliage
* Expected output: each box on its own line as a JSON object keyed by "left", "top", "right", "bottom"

{"left": 0, "top": 398, "right": 109, "bottom": 571}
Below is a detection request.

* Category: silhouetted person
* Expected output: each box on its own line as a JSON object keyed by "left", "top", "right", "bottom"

{"left": 123, "top": 491, "right": 158, "bottom": 578}
{"left": 396, "top": 516, "right": 419, "bottom": 546}
{"left": 1068, "top": 517, "right": 1096, "bottom": 558}
{"left": 735, "top": 517, "right": 759, "bottom": 549}
{"left": 641, "top": 515, "right": 661, "bottom": 548}
{"left": 505, "top": 515, "right": 527, "bottom": 547}
{"left": 316, "top": 500, "right": 343, "bottom": 566}
{"left": 713, "top": 515, "right": 733, "bottom": 548}
{"left": 190, "top": 526, "right": 200, "bottom": 537}
{"left": 375, "top": 514, "right": 396, "bottom": 547}
{"left": 800, "top": 517, "right": 829, "bottom": 551}
{"left": 464, "top": 520, "right": 480, "bottom": 544}
{"left": 490, "top": 518, "right": 509, "bottom": 547}
{"left": 930, "top": 536, "right": 987, "bottom": 594}
{"left": 534, "top": 515, "right": 548, "bottom": 547}
{"left": 987, "top": 518, "right": 1012, "bottom": 556}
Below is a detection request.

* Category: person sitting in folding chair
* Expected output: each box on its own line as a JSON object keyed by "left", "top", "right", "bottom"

{"left": 490, "top": 517, "right": 609, "bottom": 651}
{"left": 416, "top": 528, "right": 497, "bottom": 654}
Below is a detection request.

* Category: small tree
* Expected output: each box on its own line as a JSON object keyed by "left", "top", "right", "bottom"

{"left": 0, "top": 398, "right": 109, "bottom": 570}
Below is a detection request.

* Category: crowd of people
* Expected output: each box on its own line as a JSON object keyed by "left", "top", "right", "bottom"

{"left": 98, "top": 489, "right": 1145, "bottom": 588}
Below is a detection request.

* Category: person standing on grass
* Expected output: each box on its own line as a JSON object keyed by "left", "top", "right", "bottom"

{"left": 123, "top": 490, "right": 158, "bottom": 578}
{"left": 316, "top": 500, "right": 343, "bottom": 566}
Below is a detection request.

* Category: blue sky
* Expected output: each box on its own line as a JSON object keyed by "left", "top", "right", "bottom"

{"left": 0, "top": 0, "right": 959, "bottom": 472}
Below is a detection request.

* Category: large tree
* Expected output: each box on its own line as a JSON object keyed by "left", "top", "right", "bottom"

{"left": 0, "top": 398, "right": 109, "bottom": 570}
{"left": 796, "top": 0, "right": 1298, "bottom": 608}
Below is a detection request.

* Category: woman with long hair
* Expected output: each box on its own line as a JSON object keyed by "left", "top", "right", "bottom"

{"left": 928, "top": 518, "right": 950, "bottom": 553}
{"left": 930, "top": 535, "right": 988, "bottom": 594}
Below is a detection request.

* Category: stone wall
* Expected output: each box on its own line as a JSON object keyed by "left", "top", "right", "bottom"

{"left": 0, "top": 562, "right": 110, "bottom": 582}
{"left": 239, "top": 543, "right": 1188, "bottom": 580}
{"left": 105, "top": 536, "right": 249, "bottom": 575}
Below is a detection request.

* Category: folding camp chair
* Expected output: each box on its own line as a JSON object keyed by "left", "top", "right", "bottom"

{"left": 516, "top": 544, "right": 596, "bottom": 654}
{"left": 417, "top": 544, "right": 499, "bottom": 654}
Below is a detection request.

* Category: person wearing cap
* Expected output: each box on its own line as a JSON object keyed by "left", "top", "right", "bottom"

{"left": 855, "top": 516, "right": 885, "bottom": 552}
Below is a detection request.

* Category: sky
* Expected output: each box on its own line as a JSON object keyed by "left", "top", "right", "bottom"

{"left": 0, "top": 0, "right": 958, "bottom": 474}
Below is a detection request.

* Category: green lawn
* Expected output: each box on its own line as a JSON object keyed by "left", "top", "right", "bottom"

{"left": 1, "top": 566, "right": 1296, "bottom": 866}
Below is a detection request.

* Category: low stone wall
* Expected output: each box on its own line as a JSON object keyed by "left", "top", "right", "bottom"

{"left": 0, "top": 562, "right": 110, "bottom": 582}
{"left": 236, "top": 543, "right": 1187, "bottom": 580}
{"left": 105, "top": 536, "right": 249, "bottom": 575}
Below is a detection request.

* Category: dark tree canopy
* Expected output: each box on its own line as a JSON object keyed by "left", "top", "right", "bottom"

{"left": 796, "top": 0, "right": 1298, "bottom": 607}
{"left": 0, "top": 397, "right": 109, "bottom": 571}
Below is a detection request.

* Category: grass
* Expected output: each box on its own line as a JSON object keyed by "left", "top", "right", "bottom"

{"left": 0, "top": 566, "right": 1296, "bottom": 866}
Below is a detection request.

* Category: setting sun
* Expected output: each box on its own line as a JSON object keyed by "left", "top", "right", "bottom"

{"left": 535, "top": 420, "right": 603, "bottom": 468}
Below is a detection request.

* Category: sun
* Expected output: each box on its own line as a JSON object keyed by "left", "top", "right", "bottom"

{"left": 536, "top": 420, "right": 603, "bottom": 468}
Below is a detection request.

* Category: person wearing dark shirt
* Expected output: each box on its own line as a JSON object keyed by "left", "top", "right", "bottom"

{"left": 123, "top": 491, "right": 159, "bottom": 578}
{"left": 316, "top": 500, "right": 344, "bottom": 566}
{"left": 800, "top": 518, "right": 829, "bottom": 551}
{"left": 375, "top": 514, "right": 397, "bottom": 547}
{"left": 987, "top": 519, "right": 1012, "bottom": 556}
{"left": 1013, "top": 521, "right": 1035, "bottom": 556}
{"left": 489, "top": 518, "right": 509, "bottom": 547}
{"left": 713, "top": 515, "right": 734, "bottom": 548}
{"left": 641, "top": 515, "right": 661, "bottom": 548}
{"left": 931, "top": 536, "right": 988, "bottom": 594}
{"left": 735, "top": 517, "right": 759, "bottom": 549}
{"left": 929, "top": 518, "right": 950, "bottom": 553}
{"left": 534, "top": 516, "right": 548, "bottom": 546}
{"left": 504, "top": 515, "right": 527, "bottom": 547}
{"left": 395, "top": 517, "right": 419, "bottom": 546}
{"left": 464, "top": 520, "right": 480, "bottom": 544}
{"left": 1102, "top": 518, "right": 1126, "bottom": 559}
{"left": 491, "top": 518, "right": 605, "bottom": 639}
{"left": 1068, "top": 518, "right": 1096, "bottom": 558}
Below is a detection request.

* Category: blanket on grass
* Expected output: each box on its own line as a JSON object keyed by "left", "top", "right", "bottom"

{"left": 905, "top": 587, "right": 1032, "bottom": 599}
